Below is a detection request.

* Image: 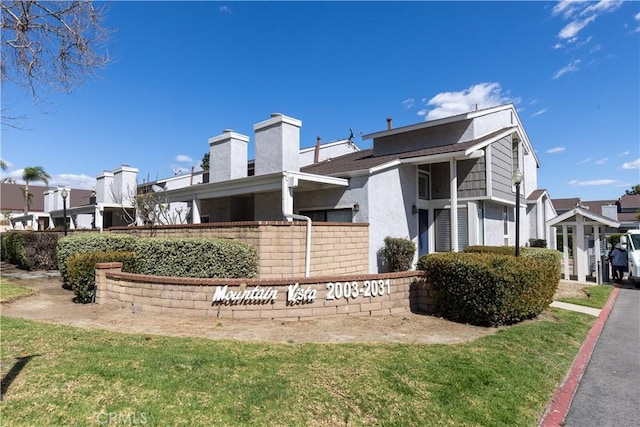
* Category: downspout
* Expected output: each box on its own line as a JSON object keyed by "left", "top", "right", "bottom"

{"left": 282, "top": 174, "right": 312, "bottom": 277}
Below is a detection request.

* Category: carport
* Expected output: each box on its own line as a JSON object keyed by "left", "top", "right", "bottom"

{"left": 547, "top": 206, "right": 620, "bottom": 283}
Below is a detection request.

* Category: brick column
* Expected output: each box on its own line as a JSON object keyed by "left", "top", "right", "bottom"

{"left": 95, "top": 262, "right": 123, "bottom": 304}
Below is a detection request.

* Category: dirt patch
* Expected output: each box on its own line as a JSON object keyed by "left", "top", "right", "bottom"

{"left": 1, "top": 262, "right": 576, "bottom": 345}
{"left": 554, "top": 281, "right": 591, "bottom": 300}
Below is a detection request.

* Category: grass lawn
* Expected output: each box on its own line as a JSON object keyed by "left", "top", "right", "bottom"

{"left": 0, "top": 281, "right": 36, "bottom": 304}
{"left": 557, "top": 285, "right": 614, "bottom": 309}
{"left": 0, "top": 309, "right": 594, "bottom": 427}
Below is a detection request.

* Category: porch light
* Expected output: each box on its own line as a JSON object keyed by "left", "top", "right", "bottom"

{"left": 512, "top": 169, "right": 523, "bottom": 256}
{"left": 61, "top": 189, "right": 68, "bottom": 236}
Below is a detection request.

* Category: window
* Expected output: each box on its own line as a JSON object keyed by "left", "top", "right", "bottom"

{"left": 512, "top": 140, "right": 519, "bottom": 176}
{"left": 503, "top": 206, "right": 509, "bottom": 245}
{"left": 434, "top": 209, "right": 450, "bottom": 252}
{"left": 299, "top": 208, "right": 353, "bottom": 222}
{"left": 418, "top": 172, "right": 430, "bottom": 200}
{"left": 434, "top": 208, "right": 468, "bottom": 252}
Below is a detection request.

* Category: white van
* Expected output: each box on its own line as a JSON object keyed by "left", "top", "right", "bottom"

{"left": 620, "top": 229, "right": 640, "bottom": 287}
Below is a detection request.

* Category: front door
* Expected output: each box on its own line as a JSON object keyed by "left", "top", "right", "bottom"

{"left": 419, "top": 209, "right": 429, "bottom": 256}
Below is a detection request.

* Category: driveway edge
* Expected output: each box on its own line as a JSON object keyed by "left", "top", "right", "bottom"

{"left": 538, "top": 286, "right": 620, "bottom": 426}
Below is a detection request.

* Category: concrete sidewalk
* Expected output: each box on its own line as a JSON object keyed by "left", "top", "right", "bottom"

{"left": 540, "top": 283, "right": 640, "bottom": 426}
{"left": 549, "top": 300, "right": 601, "bottom": 317}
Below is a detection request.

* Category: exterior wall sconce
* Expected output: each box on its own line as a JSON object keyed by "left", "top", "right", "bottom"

{"left": 60, "top": 188, "right": 69, "bottom": 236}
{"left": 512, "top": 169, "right": 524, "bottom": 257}
{"left": 412, "top": 205, "right": 418, "bottom": 215}
{"left": 353, "top": 203, "right": 359, "bottom": 213}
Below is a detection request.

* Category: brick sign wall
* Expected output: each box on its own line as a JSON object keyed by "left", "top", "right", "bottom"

{"left": 95, "top": 263, "right": 434, "bottom": 320}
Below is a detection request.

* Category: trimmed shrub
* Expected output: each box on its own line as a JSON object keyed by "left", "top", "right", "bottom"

{"left": 463, "top": 245, "right": 518, "bottom": 256}
{"left": 133, "top": 237, "right": 258, "bottom": 278}
{"left": 380, "top": 237, "right": 416, "bottom": 272}
{"left": 0, "top": 233, "right": 6, "bottom": 261}
{"left": 57, "top": 233, "right": 138, "bottom": 288}
{"left": 67, "top": 251, "right": 137, "bottom": 303}
{"left": 418, "top": 252, "right": 559, "bottom": 326}
{"left": 0, "top": 232, "right": 60, "bottom": 270}
{"left": 2, "top": 232, "right": 27, "bottom": 267}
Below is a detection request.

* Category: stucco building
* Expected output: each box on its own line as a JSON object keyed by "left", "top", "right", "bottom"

{"left": 132, "top": 103, "right": 556, "bottom": 272}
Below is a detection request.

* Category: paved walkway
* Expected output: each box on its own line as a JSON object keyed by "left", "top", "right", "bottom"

{"left": 562, "top": 284, "right": 640, "bottom": 427}
{"left": 541, "top": 282, "right": 640, "bottom": 426}
{"left": 550, "top": 300, "right": 601, "bottom": 317}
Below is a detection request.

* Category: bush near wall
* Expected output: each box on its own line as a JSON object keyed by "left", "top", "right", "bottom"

{"left": 1, "top": 232, "right": 60, "bottom": 271}
{"left": 379, "top": 237, "right": 416, "bottom": 272}
{"left": 67, "top": 251, "right": 137, "bottom": 303}
{"left": 57, "top": 233, "right": 139, "bottom": 288}
{"left": 417, "top": 252, "right": 560, "bottom": 326}
{"left": 133, "top": 237, "right": 258, "bottom": 279}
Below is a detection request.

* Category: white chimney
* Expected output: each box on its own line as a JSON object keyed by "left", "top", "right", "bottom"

{"left": 113, "top": 165, "right": 138, "bottom": 205}
{"left": 253, "top": 113, "right": 301, "bottom": 175}
{"left": 208, "top": 129, "right": 249, "bottom": 183}
{"left": 95, "top": 171, "right": 114, "bottom": 204}
{"left": 602, "top": 204, "right": 618, "bottom": 221}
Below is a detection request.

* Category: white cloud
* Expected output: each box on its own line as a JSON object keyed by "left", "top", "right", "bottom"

{"left": 219, "top": 5, "right": 232, "bottom": 14}
{"left": 402, "top": 98, "right": 415, "bottom": 109}
{"left": 532, "top": 109, "right": 547, "bottom": 117}
{"left": 594, "top": 157, "right": 609, "bottom": 164}
{"left": 419, "top": 82, "right": 517, "bottom": 121}
{"left": 581, "top": 0, "right": 623, "bottom": 16}
{"left": 622, "top": 158, "right": 640, "bottom": 169}
{"left": 578, "top": 157, "right": 593, "bottom": 164}
{"left": 568, "top": 179, "right": 618, "bottom": 186}
{"left": 553, "top": 59, "right": 581, "bottom": 79}
{"left": 552, "top": 43, "right": 564, "bottom": 49}
{"left": 175, "top": 155, "right": 193, "bottom": 163}
{"left": 559, "top": 15, "right": 596, "bottom": 39}
{"left": 8, "top": 170, "right": 96, "bottom": 189}
{"left": 546, "top": 146, "right": 565, "bottom": 154}
{"left": 635, "top": 12, "right": 640, "bottom": 32}
{"left": 553, "top": 1, "right": 623, "bottom": 44}
{"left": 52, "top": 174, "right": 96, "bottom": 190}
{"left": 552, "top": 0, "right": 584, "bottom": 19}
{"left": 617, "top": 151, "right": 630, "bottom": 156}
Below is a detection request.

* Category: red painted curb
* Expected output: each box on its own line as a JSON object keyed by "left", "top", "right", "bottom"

{"left": 538, "top": 286, "right": 620, "bottom": 427}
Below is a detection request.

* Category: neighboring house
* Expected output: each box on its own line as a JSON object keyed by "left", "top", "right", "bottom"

{"left": 618, "top": 194, "right": 640, "bottom": 231}
{"left": 0, "top": 183, "right": 92, "bottom": 231}
{"left": 131, "top": 104, "right": 555, "bottom": 273}
{"left": 549, "top": 194, "right": 638, "bottom": 282}
{"left": 46, "top": 165, "right": 138, "bottom": 231}
{"left": 552, "top": 195, "right": 640, "bottom": 234}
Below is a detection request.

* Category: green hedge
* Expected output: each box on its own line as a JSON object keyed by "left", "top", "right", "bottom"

{"left": 132, "top": 237, "right": 258, "bottom": 278}
{"left": 57, "top": 233, "right": 139, "bottom": 288}
{"left": 67, "top": 251, "right": 137, "bottom": 303}
{"left": 1, "top": 232, "right": 60, "bottom": 271}
{"left": 417, "top": 252, "right": 560, "bottom": 326}
{"left": 379, "top": 237, "right": 416, "bottom": 272}
{"left": 464, "top": 245, "right": 518, "bottom": 256}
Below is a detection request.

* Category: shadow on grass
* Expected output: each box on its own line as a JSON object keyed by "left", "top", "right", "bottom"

{"left": 1, "top": 354, "right": 40, "bottom": 400}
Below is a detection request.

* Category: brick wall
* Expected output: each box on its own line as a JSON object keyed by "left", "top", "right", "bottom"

{"left": 109, "top": 221, "right": 369, "bottom": 278}
{"left": 95, "top": 263, "right": 435, "bottom": 320}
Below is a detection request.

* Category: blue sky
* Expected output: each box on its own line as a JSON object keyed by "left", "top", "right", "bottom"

{"left": 2, "top": 0, "right": 639, "bottom": 201}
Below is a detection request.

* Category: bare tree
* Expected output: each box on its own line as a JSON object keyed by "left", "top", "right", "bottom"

{"left": 1, "top": 1, "right": 111, "bottom": 106}
{"left": 110, "top": 183, "right": 191, "bottom": 235}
